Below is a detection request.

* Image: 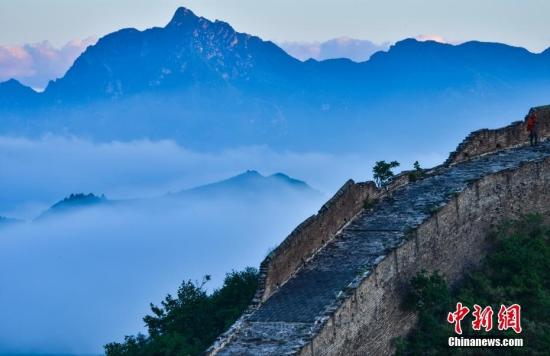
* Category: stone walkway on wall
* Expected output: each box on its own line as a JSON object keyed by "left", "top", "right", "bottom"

{"left": 215, "top": 142, "right": 550, "bottom": 355}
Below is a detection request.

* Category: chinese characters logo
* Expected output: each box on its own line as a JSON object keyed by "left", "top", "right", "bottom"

{"left": 447, "top": 302, "right": 522, "bottom": 334}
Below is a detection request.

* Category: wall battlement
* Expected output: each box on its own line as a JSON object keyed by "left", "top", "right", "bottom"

{"left": 256, "top": 180, "right": 379, "bottom": 303}
{"left": 446, "top": 105, "right": 550, "bottom": 165}
{"left": 208, "top": 106, "right": 550, "bottom": 355}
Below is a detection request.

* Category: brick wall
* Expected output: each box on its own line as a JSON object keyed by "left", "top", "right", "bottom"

{"left": 298, "top": 155, "right": 550, "bottom": 356}
{"left": 256, "top": 180, "right": 380, "bottom": 302}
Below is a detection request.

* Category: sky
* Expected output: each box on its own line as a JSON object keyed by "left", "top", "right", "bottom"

{"left": 0, "top": 0, "right": 549, "bottom": 52}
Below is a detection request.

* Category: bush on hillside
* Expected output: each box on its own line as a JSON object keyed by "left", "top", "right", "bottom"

{"left": 105, "top": 267, "right": 259, "bottom": 356}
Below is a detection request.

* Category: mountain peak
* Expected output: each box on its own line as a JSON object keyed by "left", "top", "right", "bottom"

{"left": 392, "top": 37, "right": 448, "bottom": 49}
{"left": 167, "top": 6, "right": 200, "bottom": 27}
{"left": 35, "top": 193, "right": 107, "bottom": 221}
{"left": 1, "top": 78, "right": 31, "bottom": 90}
{"left": 243, "top": 169, "right": 262, "bottom": 176}
{"left": 0, "top": 79, "right": 38, "bottom": 106}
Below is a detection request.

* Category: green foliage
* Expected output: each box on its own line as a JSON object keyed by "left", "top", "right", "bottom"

{"left": 397, "top": 272, "right": 452, "bottom": 355}
{"left": 397, "top": 214, "right": 550, "bottom": 355}
{"left": 105, "top": 267, "right": 259, "bottom": 356}
{"left": 408, "top": 161, "right": 425, "bottom": 183}
{"left": 373, "top": 160, "right": 400, "bottom": 188}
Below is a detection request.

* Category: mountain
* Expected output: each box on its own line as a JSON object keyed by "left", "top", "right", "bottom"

{"left": 178, "top": 170, "right": 320, "bottom": 201}
{"left": 0, "top": 216, "right": 21, "bottom": 227}
{"left": 0, "top": 79, "right": 38, "bottom": 108}
{"left": 33, "top": 172, "right": 320, "bottom": 220}
{"left": 44, "top": 7, "right": 302, "bottom": 102}
{"left": 36, "top": 193, "right": 108, "bottom": 220}
{"left": 2, "top": 6, "right": 550, "bottom": 154}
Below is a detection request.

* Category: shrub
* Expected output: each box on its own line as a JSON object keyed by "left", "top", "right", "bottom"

{"left": 105, "top": 267, "right": 259, "bottom": 356}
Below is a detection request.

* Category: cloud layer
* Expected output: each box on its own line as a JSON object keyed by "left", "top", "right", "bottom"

{"left": 0, "top": 38, "right": 96, "bottom": 90}
{"left": 0, "top": 193, "right": 322, "bottom": 354}
{"left": 279, "top": 37, "right": 389, "bottom": 62}
{"left": 0, "top": 135, "right": 446, "bottom": 220}
{"left": 0, "top": 135, "right": 446, "bottom": 354}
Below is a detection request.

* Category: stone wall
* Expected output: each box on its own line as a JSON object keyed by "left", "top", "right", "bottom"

{"left": 256, "top": 180, "right": 379, "bottom": 302}
{"left": 446, "top": 105, "right": 550, "bottom": 165}
{"left": 208, "top": 106, "right": 550, "bottom": 356}
{"left": 297, "top": 155, "right": 550, "bottom": 356}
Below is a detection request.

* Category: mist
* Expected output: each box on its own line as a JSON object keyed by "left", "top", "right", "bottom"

{"left": 0, "top": 135, "right": 447, "bottom": 354}
{"left": 0, "top": 194, "right": 325, "bottom": 354}
{"left": 0, "top": 198, "right": 319, "bottom": 353}
{"left": 0, "top": 135, "right": 446, "bottom": 220}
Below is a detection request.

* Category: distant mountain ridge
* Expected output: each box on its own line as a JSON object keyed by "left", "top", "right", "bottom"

{"left": 2, "top": 6, "right": 550, "bottom": 153}
{"left": 41, "top": 7, "right": 301, "bottom": 102}
{"left": 178, "top": 170, "right": 319, "bottom": 200}
{"left": 0, "top": 216, "right": 20, "bottom": 227}
{"left": 34, "top": 171, "right": 319, "bottom": 221}
{"left": 36, "top": 193, "right": 109, "bottom": 220}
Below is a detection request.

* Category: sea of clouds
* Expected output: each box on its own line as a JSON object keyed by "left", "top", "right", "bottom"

{"left": 0, "top": 135, "right": 445, "bottom": 354}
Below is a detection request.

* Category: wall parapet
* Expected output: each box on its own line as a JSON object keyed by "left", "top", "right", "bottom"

{"left": 256, "top": 179, "right": 379, "bottom": 303}
{"left": 445, "top": 105, "right": 550, "bottom": 166}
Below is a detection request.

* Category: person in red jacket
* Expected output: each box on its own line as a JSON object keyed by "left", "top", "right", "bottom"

{"left": 526, "top": 110, "right": 539, "bottom": 146}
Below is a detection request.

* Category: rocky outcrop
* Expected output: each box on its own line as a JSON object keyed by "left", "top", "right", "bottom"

{"left": 208, "top": 105, "right": 550, "bottom": 355}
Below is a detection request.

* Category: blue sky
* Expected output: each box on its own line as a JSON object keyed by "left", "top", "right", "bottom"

{"left": 1, "top": 0, "right": 549, "bottom": 51}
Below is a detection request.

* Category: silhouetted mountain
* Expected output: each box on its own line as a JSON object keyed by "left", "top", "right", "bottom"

{"left": 178, "top": 170, "right": 320, "bottom": 201}
{"left": 37, "top": 193, "right": 108, "bottom": 220}
{"left": 42, "top": 7, "right": 301, "bottom": 102}
{"left": 33, "top": 172, "right": 319, "bottom": 221}
{"left": 2, "top": 7, "right": 550, "bottom": 154}
{"left": 0, "top": 79, "right": 38, "bottom": 108}
{"left": 0, "top": 216, "right": 21, "bottom": 227}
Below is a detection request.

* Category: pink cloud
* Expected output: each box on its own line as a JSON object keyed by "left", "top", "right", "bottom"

{"left": 415, "top": 34, "right": 462, "bottom": 45}
{"left": 0, "top": 38, "right": 96, "bottom": 90}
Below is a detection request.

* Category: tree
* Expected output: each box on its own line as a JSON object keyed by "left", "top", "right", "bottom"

{"left": 105, "top": 268, "right": 259, "bottom": 356}
{"left": 373, "top": 160, "right": 400, "bottom": 189}
{"left": 408, "top": 161, "right": 425, "bottom": 182}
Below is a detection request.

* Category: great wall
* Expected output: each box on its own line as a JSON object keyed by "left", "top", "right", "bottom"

{"left": 207, "top": 105, "right": 550, "bottom": 355}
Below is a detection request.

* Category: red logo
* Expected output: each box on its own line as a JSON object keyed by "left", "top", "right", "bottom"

{"left": 447, "top": 303, "right": 522, "bottom": 334}
{"left": 472, "top": 304, "right": 494, "bottom": 332}
{"left": 497, "top": 304, "right": 522, "bottom": 334}
{"left": 447, "top": 302, "right": 470, "bottom": 334}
